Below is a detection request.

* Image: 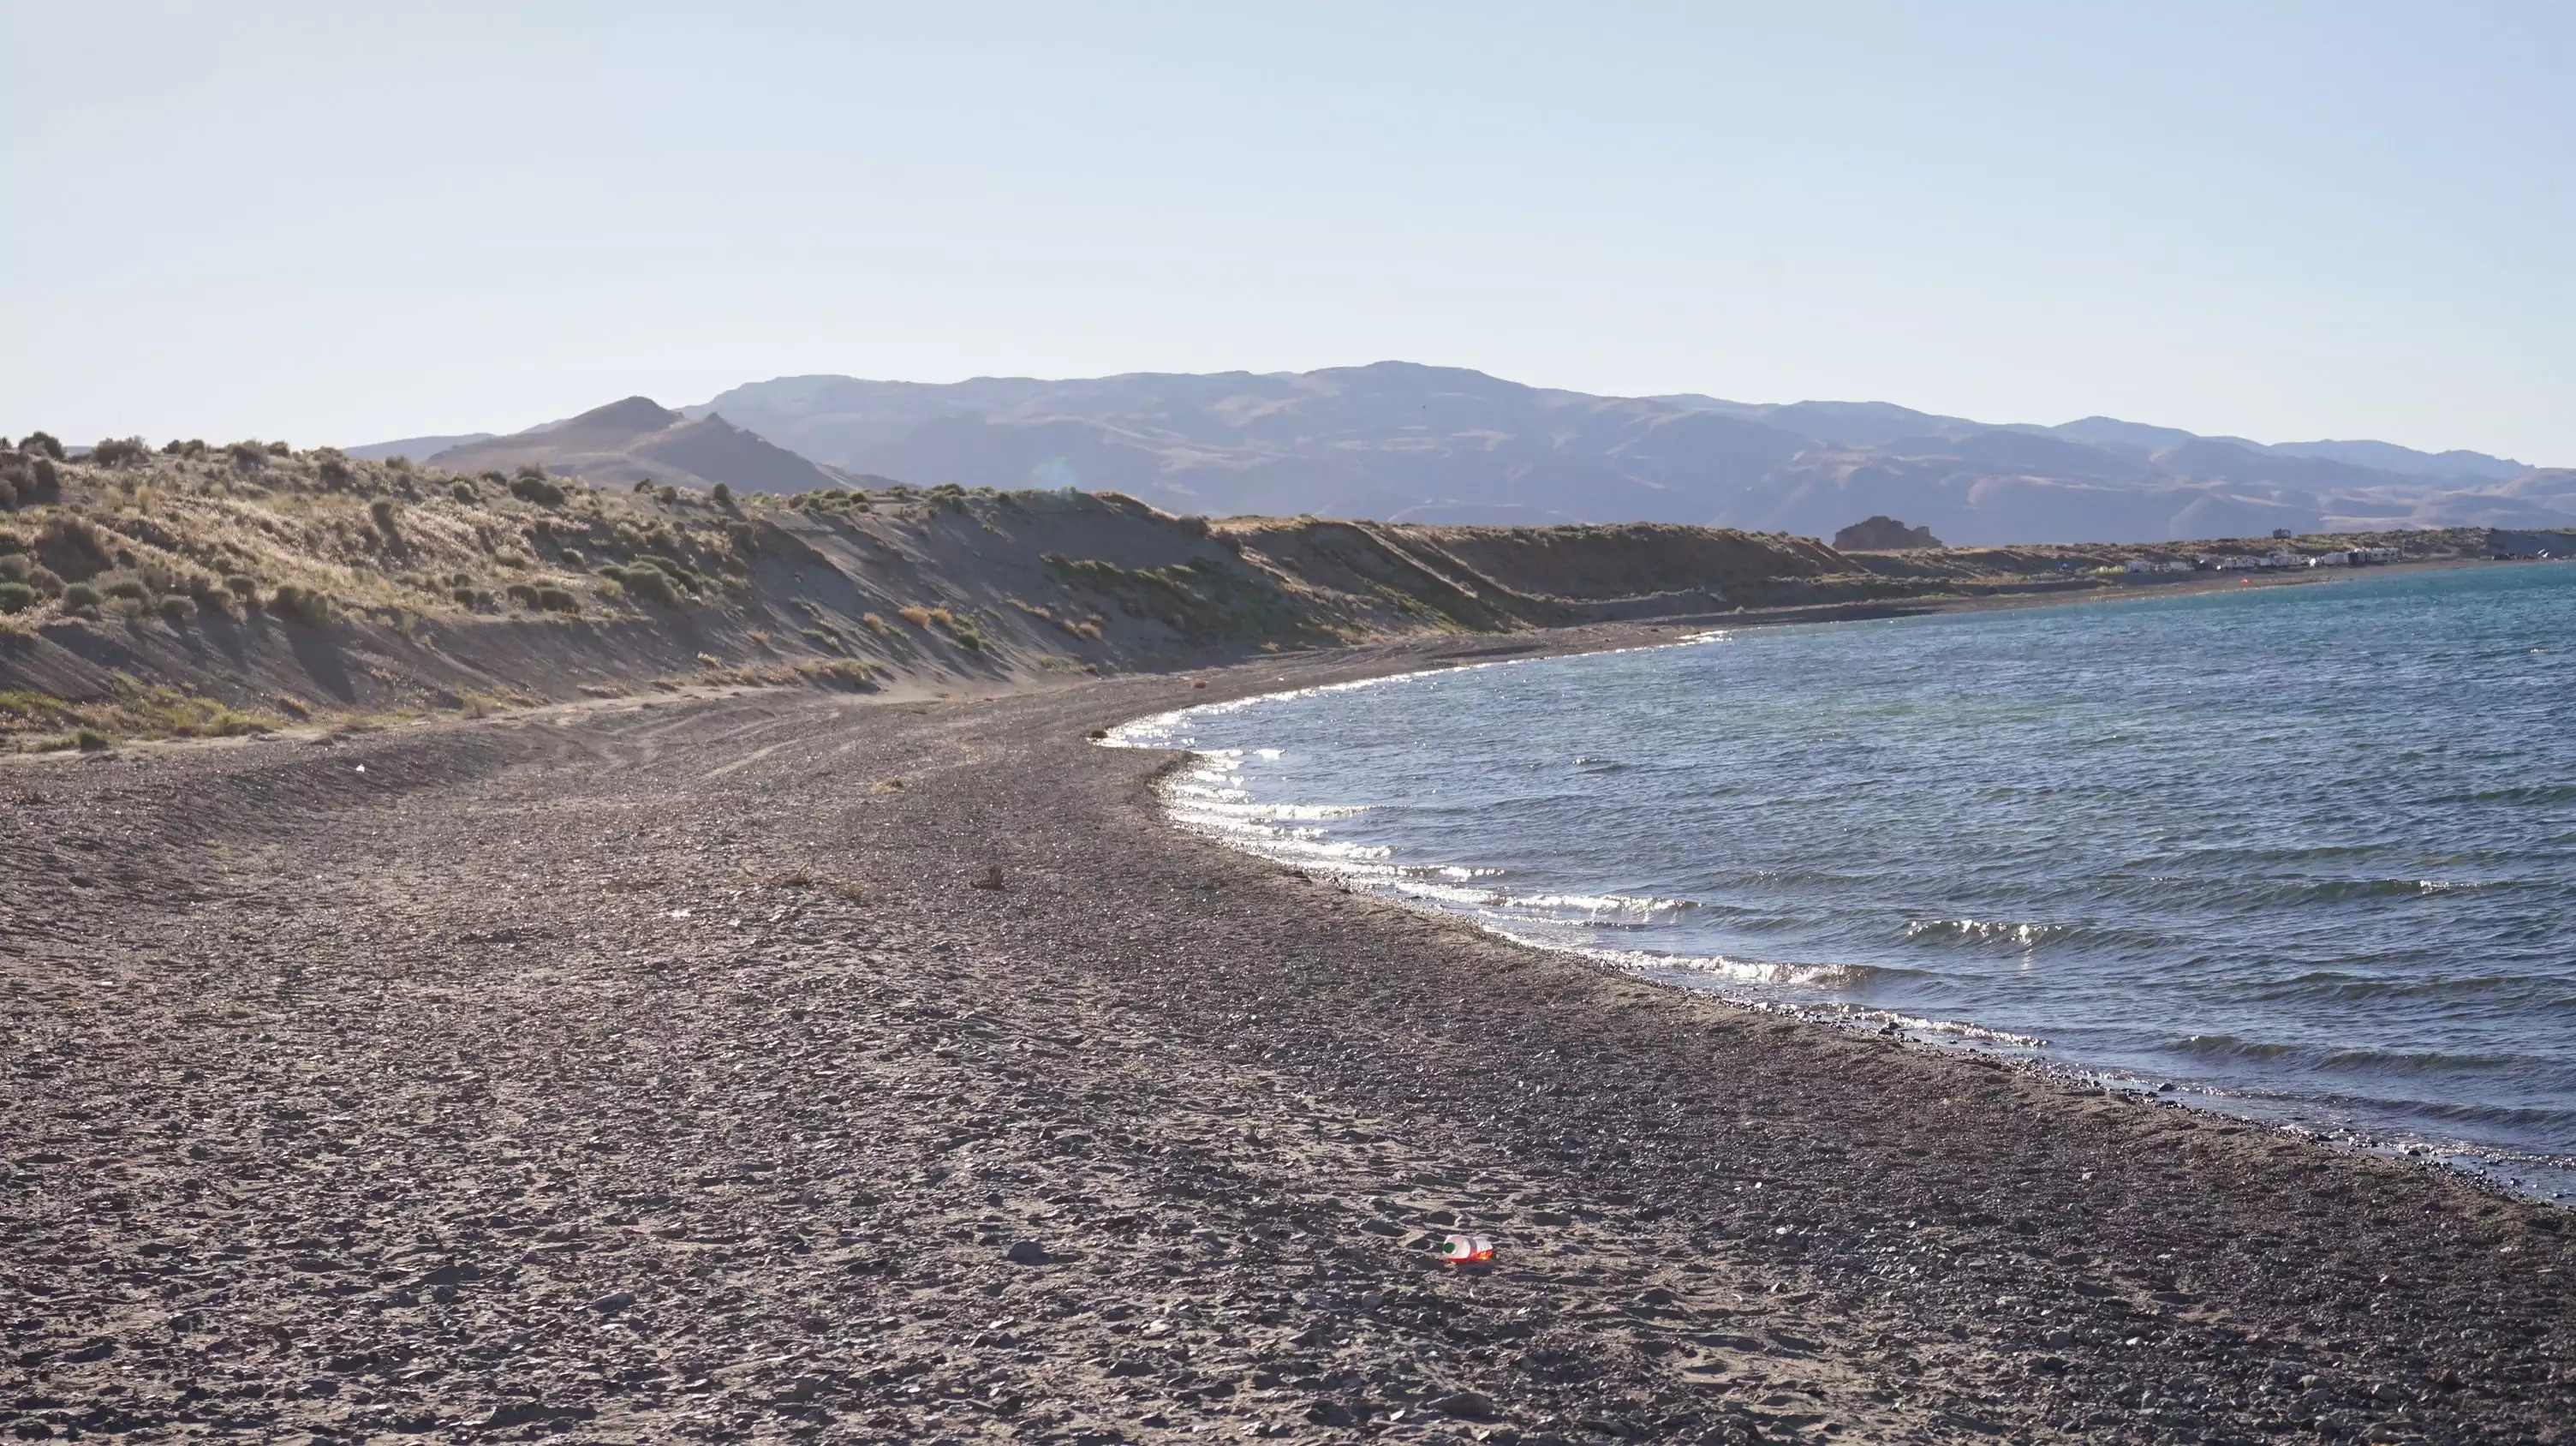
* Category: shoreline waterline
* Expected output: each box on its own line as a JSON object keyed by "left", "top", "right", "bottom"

{"left": 1105, "top": 567, "right": 2576, "bottom": 1201}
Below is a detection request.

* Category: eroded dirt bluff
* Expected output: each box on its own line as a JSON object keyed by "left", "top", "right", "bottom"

{"left": 0, "top": 440, "right": 2487, "bottom": 747}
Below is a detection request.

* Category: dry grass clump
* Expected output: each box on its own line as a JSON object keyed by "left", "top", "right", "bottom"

{"left": 672, "top": 657, "right": 880, "bottom": 693}
{"left": 1, "top": 684, "right": 283, "bottom": 752}
{"left": 265, "top": 583, "right": 335, "bottom": 626}
{"left": 887, "top": 602, "right": 988, "bottom": 649}
{"left": 0, "top": 438, "right": 768, "bottom": 634}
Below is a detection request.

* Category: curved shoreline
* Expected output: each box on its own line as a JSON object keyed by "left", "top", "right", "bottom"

{"left": 3, "top": 622, "right": 2571, "bottom": 1443}
{"left": 1108, "top": 618, "right": 2576, "bottom": 1204}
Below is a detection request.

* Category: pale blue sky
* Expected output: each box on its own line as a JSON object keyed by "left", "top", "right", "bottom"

{"left": 5, "top": 2, "right": 2570, "bottom": 462}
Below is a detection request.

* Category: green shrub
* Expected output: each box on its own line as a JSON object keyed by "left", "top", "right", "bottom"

{"left": 102, "top": 577, "right": 150, "bottom": 602}
{"left": 712, "top": 482, "right": 733, "bottom": 505}
{"left": 267, "top": 584, "right": 334, "bottom": 625}
{"left": 159, "top": 595, "right": 198, "bottom": 622}
{"left": 224, "top": 575, "right": 257, "bottom": 599}
{"left": 62, "top": 582, "right": 101, "bottom": 609}
{"left": 73, "top": 726, "right": 111, "bottom": 751}
{"left": 90, "top": 436, "right": 152, "bottom": 468}
{"left": 0, "top": 582, "right": 33, "bottom": 613}
{"left": 510, "top": 475, "right": 566, "bottom": 506}
{"left": 186, "top": 577, "right": 238, "bottom": 618}
{"left": 504, "top": 582, "right": 540, "bottom": 608}
{"left": 615, "top": 563, "right": 679, "bottom": 606}
{"left": 19, "top": 432, "right": 64, "bottom": 461}
{"left": 226, "top": 440, "right": 268, "bottom": 469}
{"left": 0, "top": 554, "right": 26, "bottom": 583}
{"left": 39, "top": 516, "right": 113, "bottom": 577}
{"left": 534, "top": 586, "right": 579, "bottom": 613}
{"left": 451, "top": 482, "right": 476, "bottom": 504}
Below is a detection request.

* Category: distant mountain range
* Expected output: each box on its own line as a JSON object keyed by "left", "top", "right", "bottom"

{"left": 359, "top": 363, "right": 2573, "bottom": 545}
{"left": 375, "top": 398, "right": 889, "bottom": 496}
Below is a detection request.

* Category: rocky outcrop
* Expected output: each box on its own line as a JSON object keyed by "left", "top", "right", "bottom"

{"left": 1834, "top": 515, "right": 1943, "bottom": 550}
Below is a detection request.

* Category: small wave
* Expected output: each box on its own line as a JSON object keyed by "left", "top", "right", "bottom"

{"left": 2427, "top": 782, "right": 2576, "bottom": 807}
{"left": 2169, "top": 1034, "right": 2537, "bottom": 1076}
{"left": 2317, "top": 1046, "right": 2529, "bottom": 1074}
{"left": 2213, "top": 1082, "right": 2576, "bottom": 1132}
{"left": 2281, "top": 875, "right": 2502, "bottom": 903}
{"left": 1876, "top": 1013, "right": 2048, "bottom": 1049}
{"left": 1172, "top": 800, "right": 1371, "bottom": 822}
{"left": 1367, "top": 875, "right": 1700, "bottom": 920}
{"left": 1902, "top": 917, "right": 2078, "bottom": 948}
{"left": 1530, "top": 939, "right": 1877, "bottom": 989}
{"left": 2173, "top": 1033, "right": 2301, "bottom": 1061}
{"left": 1506, "top": 891, "right": 1699, "bottom": 917}
{"left": 2269, "top": 971, "right": 2555, "bottom": 1003}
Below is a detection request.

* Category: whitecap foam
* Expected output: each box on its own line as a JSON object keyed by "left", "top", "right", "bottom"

{"left": 1903, "top": 917, "right": 2075, "bottom": 948}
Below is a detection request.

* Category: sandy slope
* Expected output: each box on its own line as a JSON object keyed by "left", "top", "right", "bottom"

{"left": 3, "top": 630, "right": 2569, "bottom": 1445}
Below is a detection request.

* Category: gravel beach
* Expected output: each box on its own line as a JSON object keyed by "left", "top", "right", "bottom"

{"left": 5, "top": 628, "right": 2570, "bottom": 1444}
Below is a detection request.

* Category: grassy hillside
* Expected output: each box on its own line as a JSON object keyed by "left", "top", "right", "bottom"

{"left": 0, "top": 435, "right": 2490, "bottom": 750}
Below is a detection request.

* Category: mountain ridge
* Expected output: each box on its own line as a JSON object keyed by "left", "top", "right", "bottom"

{"left": 421, "top": 397, "right": 868, "bottom": 496}
{"left": 356, "top": 363, "right": 2558, "bottom": 545}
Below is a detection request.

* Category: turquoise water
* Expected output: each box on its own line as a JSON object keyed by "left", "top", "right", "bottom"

{"left": 1116, "top": 565, "right": 2576, "bottom": 1196}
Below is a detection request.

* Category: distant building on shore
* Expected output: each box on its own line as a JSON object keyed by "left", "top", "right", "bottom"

{"left": 2179, "top": 545, "right": 2403, "bottom": 572}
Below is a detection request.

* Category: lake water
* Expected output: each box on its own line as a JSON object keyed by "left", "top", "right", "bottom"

{"left": 1112, "top": 565, "right": 2576, "bottom": 1198}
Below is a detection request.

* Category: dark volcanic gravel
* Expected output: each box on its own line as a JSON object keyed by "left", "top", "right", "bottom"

{"left": 3, "top": 632, "right": 2571, "bottom": 1445}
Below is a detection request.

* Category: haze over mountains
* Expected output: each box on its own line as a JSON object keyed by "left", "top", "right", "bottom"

{"left": 365, "top": 364, "right": 2573, "bottom": 546}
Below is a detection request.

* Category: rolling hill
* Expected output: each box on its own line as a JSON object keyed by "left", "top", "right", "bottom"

{"left": 683, "top": 363, "right": 2562, "bottom": 544}
{"left": 347, "top": 366, "right": 2564, "bottom": 546}
{"left": 422, "top": 397, "right": 868, "bottom": 496}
